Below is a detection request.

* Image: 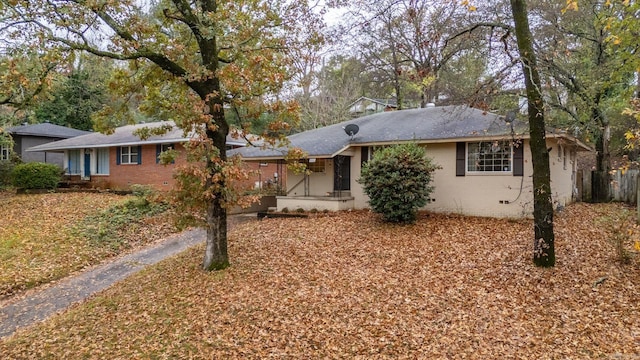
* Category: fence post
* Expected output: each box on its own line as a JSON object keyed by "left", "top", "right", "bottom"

{"left": 575, "top": 169, "right": 583, "bottom": 202}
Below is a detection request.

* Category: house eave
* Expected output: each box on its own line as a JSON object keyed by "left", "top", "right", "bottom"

{"left": 238, "top": 133, "right": 592, "bottom": 162}
{"left": 25, "top": 138, "right": 192, "bottom": 152}
{"left": 545, "top": 133, "right": 592, "bottom": 151}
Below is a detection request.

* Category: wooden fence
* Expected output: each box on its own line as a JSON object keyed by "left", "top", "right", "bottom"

{"left": 576, "top": 169, "right": 639, "bottom": 205}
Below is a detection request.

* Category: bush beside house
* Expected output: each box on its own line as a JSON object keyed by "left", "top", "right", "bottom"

{"left": 0, "top": 160, "right": 16, "bottom": 188}
{"left": 359, "top": 143, "right": 438, "bottom": 223}
{"left": 11, "top": 162, "right": 62, "bottom": 190}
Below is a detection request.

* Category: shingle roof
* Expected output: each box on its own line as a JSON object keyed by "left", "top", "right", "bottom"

{"left": 232, "top": 105, "right": 531, "bottom": 159}
{"left": 7, "top": 123, "right": 90, "bottom": 139}
{"left": 26, "top": 121, "right": 247, "bottom": 152}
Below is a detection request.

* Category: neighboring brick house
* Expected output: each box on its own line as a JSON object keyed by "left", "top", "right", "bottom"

{"left": 27, "top": 121, "right": 284, "bottom": 191}
{"left": 4, "top": 123, "right": 90, "bottom": 167}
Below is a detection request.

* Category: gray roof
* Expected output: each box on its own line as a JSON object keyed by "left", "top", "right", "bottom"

{"left": 27, "top": 121, "right": 247, "bottom": 152}
{"left": 232, "top": 105, "right": 532, "bottom": 159}
{"left": 7, "top": 123, "right": 90, "bottom": 139}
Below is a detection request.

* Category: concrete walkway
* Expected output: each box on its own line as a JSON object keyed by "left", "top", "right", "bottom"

{"left": 0, "top": 214, "right": 256, "bottom": 339}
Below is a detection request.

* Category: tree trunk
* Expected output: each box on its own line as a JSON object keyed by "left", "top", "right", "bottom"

{"left": 593, "top": 106, "right": 611, "bottom": 202}
{"left": 388, "top": 24, "right": 403, "bottom": 111}
{"left": 202, "top": 94, "right": 231, "bottom": 271}
{"left": 394, "top": 72, "right": 403, "bottom": 110}
{"left": 510, "top": 0, "right": 555, "bottom": 267}
{"left": 203, "top": 196, "right": 229, "bottom": 270}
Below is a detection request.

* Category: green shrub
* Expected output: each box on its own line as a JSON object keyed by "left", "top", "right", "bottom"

{"left": 358, "top": 143, "right": 438, "bottom": 223}
{"left": 0, "top": 160, "right": 15, "bottom": 187}
{"left": 76, "top": 195, "right": 169, "bottom": 250}
{"left": 130, "top": 184, "right": 156, "bottom": 198}
{"left": 11, "top": 162, "right": 62, "bottom": 189}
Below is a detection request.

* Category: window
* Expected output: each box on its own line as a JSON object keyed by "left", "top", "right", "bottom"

{"left": 361, "top": 145, "right": 388, "bottom": 165}
{"left": 467, "top": 141, "right": 512, "bottom": 172}
{"left": 156, "top": 143, "right": 175, "bottom": 164}
{"left": 119, "top": 146, "right": 139, "bottom": 164}
{"left": 558, "top": 145, "right": 563, "bottom": 160}
{"left": 68, "top": 150, "right": 81, "bottom": 174}
{"left": 306, "top": 158, "right": 325, "bottom": 173}
{"left": 368, "top": 146, "right": 388, "bottom": 161}
{"left": 96, "top": 148, "right": 109, "bottom": 175}
{"left": 0, "top": 144, "right": 9, "bottom": 160}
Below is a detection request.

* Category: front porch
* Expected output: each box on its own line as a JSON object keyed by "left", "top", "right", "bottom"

{"left": 276, "top": 192, "right": 355, "bottom": 212}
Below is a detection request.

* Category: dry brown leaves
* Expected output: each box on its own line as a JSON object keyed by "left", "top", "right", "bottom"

{"left": 1, "top": 203, "right": 639, "bottom": 359}
{"left": 0, "top": 192, "right": 177, "bottom": 301}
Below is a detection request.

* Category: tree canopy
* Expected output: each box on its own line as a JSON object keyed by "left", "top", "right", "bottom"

{"left": 0, "top": 0, "right": 323, "bottom": 270}
{"left": 34, "top": 59, "right": 111, "bottom": 131}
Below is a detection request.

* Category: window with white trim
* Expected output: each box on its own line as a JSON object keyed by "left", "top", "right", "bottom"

{"left": 120, "top": 146, "right": 139, "bottom": 164}
{"left": 306, "top": 158, "right": 325, "bottom": 173}
{"left": 0, "top": 144, "right": 9, "bottom": 160}
{"left": 467, "top": 140, "right": 512, "bottom": 173}
{"left": 366, "top": 145, "right": 388, "bottom": 161}
{"left": 160, "top": 143, "right": 172, "bottom": 153}
{"left": 157, "top": 143, "right": 175, "bottom": 164}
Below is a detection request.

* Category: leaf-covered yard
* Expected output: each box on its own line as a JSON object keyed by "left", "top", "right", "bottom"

{"left": 0, "top": 192, "right": 177, "bottom": 300}
{"left": 1, "top": 203, "right": 639, "bottom": 358}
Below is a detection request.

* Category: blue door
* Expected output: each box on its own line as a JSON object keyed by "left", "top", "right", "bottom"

{"left": 84, "top": 152, "right": 91, "bottom": 178}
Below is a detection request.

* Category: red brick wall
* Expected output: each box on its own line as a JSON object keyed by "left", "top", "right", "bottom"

{"left": 236, "top": 161, "right": 284, "bottom": 192}
{"left": 89, "top": 143, "right": 284, "bottom": 192}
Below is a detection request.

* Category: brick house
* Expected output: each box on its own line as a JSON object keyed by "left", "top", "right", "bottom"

{"left": 27, "top": 121, "right": 284, "bottom": 192}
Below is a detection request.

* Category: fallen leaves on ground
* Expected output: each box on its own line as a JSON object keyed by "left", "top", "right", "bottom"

{"left": 0, "top": 192, "right": 178, "bottom": 300}
{"left": 1, "top": 203, "right": 639, "bottom": 358}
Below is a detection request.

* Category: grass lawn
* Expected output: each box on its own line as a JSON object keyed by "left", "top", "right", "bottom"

{"left": 1, "top": 203, "right": 639, "bottom": 358}
{"left": 0, "top": 192, "right": 177, "bottom": 300}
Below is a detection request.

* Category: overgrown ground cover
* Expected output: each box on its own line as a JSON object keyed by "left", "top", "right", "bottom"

{"left": 0, "top": 192, "right": 177, "bottom": 300}
{"left": 1, "top": 203, "right": 639, "bottom": 358}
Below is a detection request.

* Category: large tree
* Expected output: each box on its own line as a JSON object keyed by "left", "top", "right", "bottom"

{"left": 511, "top": 0, "right": 555, "bottom": 266}
{"left": 296, "top": 55, "right": 368, "bottom": 130}
{"left": 34, "top": 57, "right": 112, "bottom": 131}
{"left": 534, "top": 0, "right": 639, "bottom": 201}
{"left": 0, "top": 0, "right": 319, "bottom": 270}
{"left": 346, "top": 0, "right": 485, "bottom": 108}
{"left": 0, "top": 46, "right": 58, "bottom": 122}
{"left": 450, "top": 0, "right": 557, "bottom": 266}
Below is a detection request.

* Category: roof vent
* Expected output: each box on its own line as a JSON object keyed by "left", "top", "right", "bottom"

{"left": 426, "top": 103, "right": 436, "bottom": 108}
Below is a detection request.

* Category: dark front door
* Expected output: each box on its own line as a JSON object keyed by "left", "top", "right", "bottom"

{"left": 333, "top": 156, "right": 350, "bottom": 191}
{"left": 84, "top": 152, "right": 91, "bottom": 178}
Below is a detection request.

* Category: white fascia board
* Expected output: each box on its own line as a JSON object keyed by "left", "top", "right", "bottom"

{"left": 236, "top": 155, "right": 284, "bottom": 162}
{"left": 546, "top": 133, "right": 592, "bottom": 151}
{"left": 237, "top": 153, "right": 335, "bottom": 162}
{"left": 330, "top": 145, "right": 354, "bottom": 158}
{"left": 26, "top": 138, "right": 191, "bottom": 152}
